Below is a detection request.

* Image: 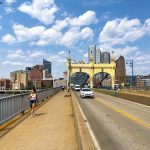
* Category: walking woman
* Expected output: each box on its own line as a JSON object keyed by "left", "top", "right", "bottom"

{"left": 28, "top": 88, "right": 38, "bottom": 117}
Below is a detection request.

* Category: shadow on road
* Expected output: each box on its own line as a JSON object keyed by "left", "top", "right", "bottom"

{"left": 34, "top": 113, "right": 47, "bottom": 116}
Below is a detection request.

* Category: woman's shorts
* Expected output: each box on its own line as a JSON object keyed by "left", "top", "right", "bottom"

{"left": 30, "top": 100, "right": 36, "bottom": 108}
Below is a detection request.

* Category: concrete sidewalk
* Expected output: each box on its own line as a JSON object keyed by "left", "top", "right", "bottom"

{"left": 0, "top": 91, "right": 78, "bottom": 150}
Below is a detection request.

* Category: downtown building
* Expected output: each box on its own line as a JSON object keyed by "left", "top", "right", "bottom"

{"left": 0, "top": 78, "right": 11, "bottom": 90}
{"left": 10, "top": 59, "right": 53, "bottom": 90}
{"left": 10, "top": 70, "right": 30, "bottom": 90}
{"left": 43, "top": 59, "right": 52, "bottom": 77}
{"left": 30, "top": 62, "right": 53, "bottom": 89}
{"left": 30, "top": 65, "right": 44, "bottom": 89}
{"left": 88, "top": 45, "right": 126, "bottom": 87}
{"left": 115, "top": 56, "right": 126, "bottom": 85}
{"left": 136, "top": 75, "right": 150, "bottom": 89}
{"left": 88, "top": 45, "right": 111, "bottom": 87}
{"left": 88, "top": 45, "right": 110, "bottom": 64}
{"left": 53, "top": 71, "right": 68, "bottom": 88}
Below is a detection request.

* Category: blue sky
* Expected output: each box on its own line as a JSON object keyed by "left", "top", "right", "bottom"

{"left": 0, "top": 0, "right": 150, "bottom": 79}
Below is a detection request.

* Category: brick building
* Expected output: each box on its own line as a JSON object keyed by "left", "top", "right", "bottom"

{"left": 0, "top": 79, "right": 10, "bottom": 90}
{"left": 115, "top": 56, "right": 126, "bottom": 85}
{"left": 30, "top": 65, "right": 44, "bottom": 89}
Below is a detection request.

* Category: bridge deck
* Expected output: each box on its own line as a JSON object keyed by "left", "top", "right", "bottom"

{"left": 0, "top": 91, "right": 78, "bottom": 150}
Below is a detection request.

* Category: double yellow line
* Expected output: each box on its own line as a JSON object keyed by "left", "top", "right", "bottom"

{"left": 95, "top": 98, "right": 150, "bottom": 128}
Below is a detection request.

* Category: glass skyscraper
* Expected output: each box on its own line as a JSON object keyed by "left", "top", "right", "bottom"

{"left": 88, "top": 45, "right": 101, "bottom": 63}
{"left": 101, "top": 52, "right": 110, "bottom": 64}
{"left": 43, "top": 59, "right": 52, "bottom": 75}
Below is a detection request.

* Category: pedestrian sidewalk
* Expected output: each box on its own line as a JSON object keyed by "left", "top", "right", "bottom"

{"left": 0, "top": 91, "right": 78, "bottom": 150}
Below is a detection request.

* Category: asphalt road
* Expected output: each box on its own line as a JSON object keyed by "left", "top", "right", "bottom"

{"left": 74, "top": 91, "right": 150, "bottom": 150}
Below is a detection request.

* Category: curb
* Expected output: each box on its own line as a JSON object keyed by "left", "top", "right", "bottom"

{"left": 71, "top": 91, "right": 96, "bottom": 150}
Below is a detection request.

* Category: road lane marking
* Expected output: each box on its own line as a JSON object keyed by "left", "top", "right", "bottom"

{"left": 95, "top": 91, "right": 150, "bottom": 109}
{"left": 95, "top": 98, "right": 150, "bottom": 128}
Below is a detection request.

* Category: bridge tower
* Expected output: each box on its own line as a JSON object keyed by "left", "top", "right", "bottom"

{"left": 67, "top": 51, "right": 116, "bottom": 89}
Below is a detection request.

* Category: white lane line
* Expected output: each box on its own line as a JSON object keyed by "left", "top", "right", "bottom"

{"left": 95, "top": 91, "right": 150, "bottom": 109}
{"left": 75, "top": 97, "right": 102, "bottom": 150}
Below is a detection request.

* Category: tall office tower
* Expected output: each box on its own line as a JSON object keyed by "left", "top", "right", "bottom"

{"left": 25, "top": 67, "right": 32, "bottom": 72}
{"left": 43, "top": 59, "right": 52, "bottom": 75}
{"left": 88, "top": 45, "right": 101, "bottom": 63}
{"left": 88, "top": 45, "right": 96, "bottom": 63}
{"left": 115, "top": 56, "right": 126, "bottom": 84}
{"left": 101, "top": 52, "right": 111, "bottom": 63}
{"left": 95, "top": 49, "right": 101, "bottom": 63}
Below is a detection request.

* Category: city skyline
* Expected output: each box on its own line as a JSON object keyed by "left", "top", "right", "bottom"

{"left": 0, "top": 0, "right": 150, "bottom": 79}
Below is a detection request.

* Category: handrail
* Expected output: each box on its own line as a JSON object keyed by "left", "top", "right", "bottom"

{"left": 0, "top": 88, "right": 61, "bottom": 126}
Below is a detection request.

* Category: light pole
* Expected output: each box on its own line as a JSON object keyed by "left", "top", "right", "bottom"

{"left": 67, "top": 50, "right": 71, "bottom": 91}
{"left": 126, "top": 60, "right": 134, "bottom": 86}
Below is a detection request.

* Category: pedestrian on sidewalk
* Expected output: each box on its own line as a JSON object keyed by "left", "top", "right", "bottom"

{"left": 62, "top": 86, "right": 65, "bottom": 91}
{"left": 114, "top": 85, "right": 118, "bottom": 97}
{"left": 28, "top": 87, "right": 38, "bottom": 117}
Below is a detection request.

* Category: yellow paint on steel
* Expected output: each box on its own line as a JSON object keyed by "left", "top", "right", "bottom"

{"left": 67, "top": 55, "right": 116, "bottom": 88}
{"left": 95, "top": 98, "right": 150, "bottom": 128}
{"left": 0, "top": 115, "right": 22, "bottom": 131}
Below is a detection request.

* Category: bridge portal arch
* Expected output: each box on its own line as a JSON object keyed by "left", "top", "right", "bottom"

{"left": 67, "top": 53, "right": 116, "bottom": 89}
{"left": 70, "top": 72, "right": 90, "bottom": 87}
{"left": 93, "top": 72, "right": 112, "bottom": 89}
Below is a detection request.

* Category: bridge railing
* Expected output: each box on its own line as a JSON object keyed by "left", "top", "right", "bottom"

{"left": 0, "top": 87, "right": 61, "bottom": 126}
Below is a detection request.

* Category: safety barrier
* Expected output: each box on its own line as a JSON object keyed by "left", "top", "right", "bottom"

{"left": 71, "top": 91, "right": 96, "bottom": 150}
{"left": 0, "top": 88, "right": 61, "bottom": 126}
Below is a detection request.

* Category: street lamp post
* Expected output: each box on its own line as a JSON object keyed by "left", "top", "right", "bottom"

{"left": 67, "top": 50, "right": 71, "bottom": 92}
{"left": 126, "top": 60, "right": 134, "bottom": 87}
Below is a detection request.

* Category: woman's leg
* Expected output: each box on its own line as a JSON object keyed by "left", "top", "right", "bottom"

{"left": 30, "top": 102, "right": 33, "bottom": 116}
{"left": 32, "top": 103, "right": 35, "bottom": 116}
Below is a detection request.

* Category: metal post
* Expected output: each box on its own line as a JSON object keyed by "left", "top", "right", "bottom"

{"left": 67, "top": 50, "right": 71, "bottom": 92}
{"left": 131, "top": 60, "right": 134, "bottom": 86}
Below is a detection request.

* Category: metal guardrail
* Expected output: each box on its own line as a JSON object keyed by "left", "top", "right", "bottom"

{"left": 0, "top": 88, "right": 61, "bottom": 126}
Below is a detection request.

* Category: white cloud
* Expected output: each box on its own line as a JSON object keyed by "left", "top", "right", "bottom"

{"left": 3, "top": 8, "right": 97, "bottom": 47}
{"left": 5, "top": 0, "right": 16, "bottom": 5}
{"left": 52, "top": 10, "right": 98, "bottom": 30}
{"left": 18, "top": 0, "right": 59, "bottom": 25}
{"left": 143, "top": 18, "right": 150, "bottom": 34}
{"left": 13, "top": 24, "right": 45, "bottom": 42}
{"left": 2, "top": 60, "right": 32, "bottom": 66}
{"left": 29, "top": 51, "right": 46, "bottom": 58}
{"left": 80, "top": 27, "right": 94, "bottom": 40}
{"left": 83, "top": 52, "right": 88, "bottom": 58}
{"left": 99, "top": 18, "right": 146, "bottom": 47}
{"left": 133, "top": 52, "right": 150, "bottom": 64}
{"left": 35, "top": 27, "right": 62, "bottom": 46}
{"left": 52, "top": 18, "right": 69, "bottom": 30}
{"left": 60, "top": 27, "right": 94, "bottom": 46}
{"left": 1, "top": 34, "right": 16, "bottom": 44}
{"left": 7, "top": 49, "right": 24, "bottom": 58}
{"left": 99, "top": 17, "right": 150, "bottom": 66}
{"left": 5, "top": 7, "right": 14, "bottom": 14}
{"left": 126, "top": 51, "right": 150, "bottom": 75}
{"left": 57, "top": 51, "right": 66, "bottom": 55}
{"left": 10, "top": 23, "right": 93, "bottom": 47}
{"left": 6, "top": 49, "right": 47, "bottom": 60}
{"left": 70, "top": 11, "right": 98, "bottom": 26}
{"left": 48, "top": 51, "right": 67, "bottom": 64}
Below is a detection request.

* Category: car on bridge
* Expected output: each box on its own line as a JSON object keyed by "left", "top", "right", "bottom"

{"left": 74, "top": 85, "right": 80, "bottom": 91}
{"left": 80, "top": 88, "right": 94, "bottom": 98}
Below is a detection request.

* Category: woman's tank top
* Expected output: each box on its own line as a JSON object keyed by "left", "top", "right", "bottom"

{"left": 30, "top": 93, "right": 36, "bottom": 101}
